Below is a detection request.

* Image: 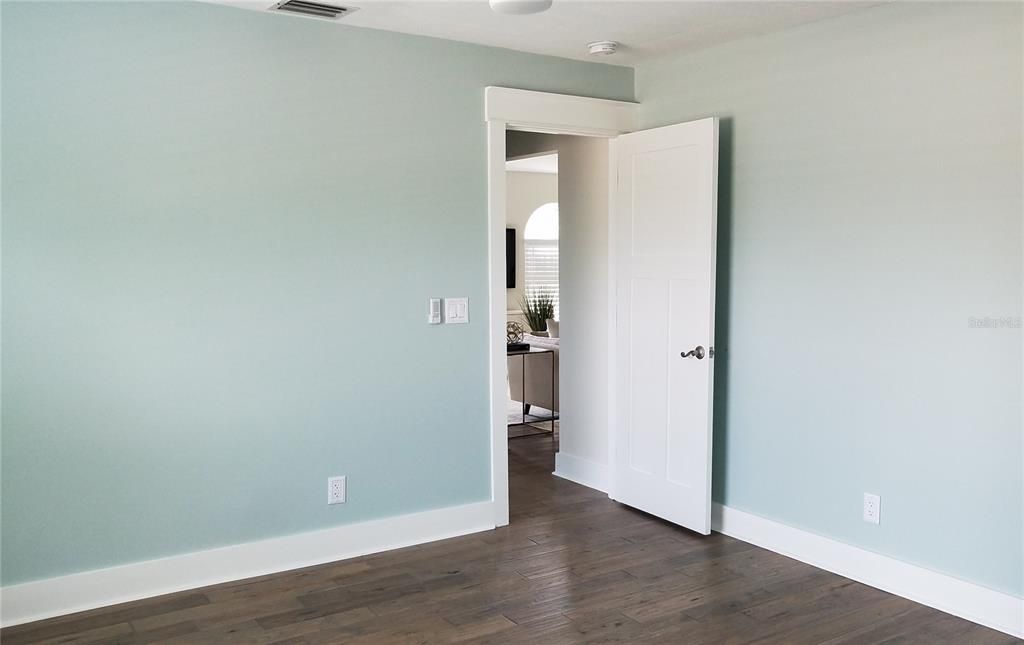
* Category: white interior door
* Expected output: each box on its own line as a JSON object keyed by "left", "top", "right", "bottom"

{"left": 612, "top": 117, "right": 718, "bottom": 534}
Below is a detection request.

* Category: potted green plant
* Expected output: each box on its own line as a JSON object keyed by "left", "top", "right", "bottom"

{"left": 520, "top": 291, "right": 555, "bottom": 335}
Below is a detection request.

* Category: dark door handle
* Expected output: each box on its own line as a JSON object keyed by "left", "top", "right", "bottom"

{"left": 681, "top": 346, "right": 706, "bottom": 360}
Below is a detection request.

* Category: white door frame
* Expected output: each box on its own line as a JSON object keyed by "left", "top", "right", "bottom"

{"left": 485, "top": 87, "right": 639, "bottom": 526}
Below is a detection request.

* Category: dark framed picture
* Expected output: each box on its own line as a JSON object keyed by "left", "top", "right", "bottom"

{"left": 506, "top": 228, "right": 516, "bottom": 288}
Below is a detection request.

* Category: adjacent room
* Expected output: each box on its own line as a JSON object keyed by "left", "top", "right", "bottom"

{"left": 2, "top": 0, "right": 1021, "bottom": 642}
{"left": 505, "top": 148, "right": 560, "bottom": 438}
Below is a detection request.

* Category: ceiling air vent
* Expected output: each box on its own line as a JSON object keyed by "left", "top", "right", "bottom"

{"left": 272, "top": 0, "right": 356, "bottom": 20}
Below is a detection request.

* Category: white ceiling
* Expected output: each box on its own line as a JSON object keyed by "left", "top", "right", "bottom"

{"left": 210, "top": 1, "right": 879, "bottom": 66}
{"left": 507, "top": 153, "right": 558, "bottom": 174}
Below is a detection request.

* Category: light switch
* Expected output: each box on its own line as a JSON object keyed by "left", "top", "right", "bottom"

{"left": 427, "top": 298, "right": 442, "bottom": 325}
{"left": 444, "top": 297, "right": 469, "bottom": 324}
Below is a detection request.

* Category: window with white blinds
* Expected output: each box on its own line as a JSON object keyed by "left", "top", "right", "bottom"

{"left": 523, "top": 203, "right": 559, "bottom": 319}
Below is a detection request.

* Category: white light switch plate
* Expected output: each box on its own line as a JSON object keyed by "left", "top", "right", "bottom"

{"left": 444, "top": 297, "right": 469, "bottom": 324}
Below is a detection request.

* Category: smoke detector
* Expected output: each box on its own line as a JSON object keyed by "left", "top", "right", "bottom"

{"left": 489, "top": 0, "right": 553, "bottom": 15}
{"left": 587, "top": 41, "right": 619, "bottom": 56}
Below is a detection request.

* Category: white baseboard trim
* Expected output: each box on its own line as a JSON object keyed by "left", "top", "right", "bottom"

{"left": 5, "top": 496, "right": 1019, "bottom": 637}
{"left": 0, "top": 501, "right": 495, "bottom": 628}
{"left": 713, "top": 503, "right": 1024, "bottom": 639}
{"left": 553, "top": 452, "right": 608, "bottom": 493}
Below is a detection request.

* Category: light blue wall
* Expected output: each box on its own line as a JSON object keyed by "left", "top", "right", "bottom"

{"left": 0, "top": 1, "right": 633, "bottom": 585}
{"left": 637, "top": 2, "right": 1023, "bottom": 596}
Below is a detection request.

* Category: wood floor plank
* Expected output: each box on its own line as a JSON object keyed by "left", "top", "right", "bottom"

{"left": 3, "top": 431, "right": 1013, "bottom": 644}
{"left": 1, "top": 594, "right": 209, "bottom": 645}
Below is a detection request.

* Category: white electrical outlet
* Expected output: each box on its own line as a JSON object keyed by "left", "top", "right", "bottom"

{"left": 328, "top": 476, "right": 347, "bottom": 505}
{"left": 863, "top": 492, "right": 880, "bottom": 525}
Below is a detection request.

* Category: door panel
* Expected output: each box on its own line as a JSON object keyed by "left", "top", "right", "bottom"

{"left": 612, "top": 118, "right": 718, "bottom": 534}
{"left": 627, "top": 277, "right": 668, "bottom": 477}
{"left": 631, "top": 145, "right": 700, "bottom": 258}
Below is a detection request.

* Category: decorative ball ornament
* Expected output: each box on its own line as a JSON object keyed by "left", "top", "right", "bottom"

{"left": 506, "top": 321, "right": 525, "bottom": 344}
{"left": 489, "top": 0, "right": 552, "bottom": 15}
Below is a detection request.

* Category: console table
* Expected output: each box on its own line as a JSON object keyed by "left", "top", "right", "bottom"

{"left": 507, "top": 346, "right": 557, "bottom": 438}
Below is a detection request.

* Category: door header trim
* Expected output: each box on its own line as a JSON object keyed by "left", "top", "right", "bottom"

{"left": 485, "top": 87, "right": 638, "bottom": 136}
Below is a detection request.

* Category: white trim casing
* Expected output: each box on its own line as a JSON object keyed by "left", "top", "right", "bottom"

{"left": 485, "top": 87, "right": 638, "bottom": 137}
{"left": 605, "top": 136, "right": 620, "bottom": 501}
{"left": 487, "top": 119, "right": 511, "bottom": 528}
{"left": 553, "top": 452, "right": 609, "bottom": 493}
{"left": 713, "top": 504, "right": 1024, "bottom": 639}
{"left": 0, "top": 501, "right": 495, "bottom": 628}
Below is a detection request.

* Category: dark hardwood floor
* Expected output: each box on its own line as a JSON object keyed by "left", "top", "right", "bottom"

{"left": 3, "top": 431, "right": 1017, "bottom": 644}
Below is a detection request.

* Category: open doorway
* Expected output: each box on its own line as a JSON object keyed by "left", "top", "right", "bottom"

{"left": 505, "top": 148, "right": 562, "bottom": 519}
{"left": 502, "top": 130, "right": 612, "bottom": 520}
{"left": 484, "top": 86, "right": 637, "bottom": 529}
{"left": 505, "top": 150, "right": 559, "bottom": 439}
